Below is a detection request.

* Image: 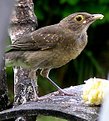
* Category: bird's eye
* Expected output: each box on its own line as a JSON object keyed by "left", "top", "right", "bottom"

{"left": 75, "top": 15, "right": 84, "bottom": 22}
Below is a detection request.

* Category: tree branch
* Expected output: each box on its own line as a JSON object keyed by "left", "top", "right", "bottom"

{"left": 9, "top": 0, "right": 38, "bottom": 105}
{"left": 0, "top": 85, "right": 99, "bottom": 121}
{"left": 8, "top": 0, "right": 38, "bottom": 120}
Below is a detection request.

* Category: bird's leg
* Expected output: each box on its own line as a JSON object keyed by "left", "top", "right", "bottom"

{"left": 28, "top": 70, "right": 39, "bottom": 100}
{"left": 40, "top": 69, "right": 73, "bottom": 96}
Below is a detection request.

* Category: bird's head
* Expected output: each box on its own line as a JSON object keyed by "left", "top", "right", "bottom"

{"left": 60, "top": 12, "right": 104, "bottom": 33}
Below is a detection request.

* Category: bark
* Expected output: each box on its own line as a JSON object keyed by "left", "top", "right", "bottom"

{"left": 8, "top": 0, "right": 38, "bottom": 120}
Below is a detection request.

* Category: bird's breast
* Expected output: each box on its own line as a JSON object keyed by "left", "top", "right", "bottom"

{"left": 55, "top": 33, "right": 88, "bottom": 67}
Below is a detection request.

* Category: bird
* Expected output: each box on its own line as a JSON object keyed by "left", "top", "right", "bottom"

{"left": 5, "top": 12, "right": 104, "bottom": 95}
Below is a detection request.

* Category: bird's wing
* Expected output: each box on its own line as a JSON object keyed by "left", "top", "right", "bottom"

{"left": 7, "top": 24, "right": 64, "bottom": 52}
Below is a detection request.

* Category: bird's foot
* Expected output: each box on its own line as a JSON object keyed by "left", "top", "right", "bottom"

{"left": 34, "top": 92, "right": 74, "bottom": 102}
{"left": 52, "top": 89, "right": 75, "bottom": 96}
{"left": 33, "top": 89, "right": 75, "bottom": 102}
{"left": 34, "top": 95, "right": 52, "bottom": 102}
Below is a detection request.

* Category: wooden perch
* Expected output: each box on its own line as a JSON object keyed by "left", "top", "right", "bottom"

{"left": 0, "top": 85, "right": 100, "bottom": 121}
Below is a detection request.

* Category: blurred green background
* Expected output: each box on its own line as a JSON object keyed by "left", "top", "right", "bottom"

{"left": 6, "top": 0, "right": 109, "bottom": 120}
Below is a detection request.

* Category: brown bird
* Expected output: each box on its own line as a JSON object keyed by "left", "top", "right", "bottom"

{"left": 6, "top": 12, "right": 103, "bottom": 95}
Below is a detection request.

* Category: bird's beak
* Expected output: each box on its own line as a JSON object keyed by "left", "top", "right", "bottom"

{"left": 83, "top": 14, "right": 104, "bottom": 24}
{"left": 91, "top": 14, "right": 104, "bottom": 20}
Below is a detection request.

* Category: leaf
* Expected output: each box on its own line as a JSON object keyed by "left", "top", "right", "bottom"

{"left": 60, "top": 0, "right": 67, "bottom": 4}
{"left": 34, "top": 8, "right": 45, "bottom": 20}
{"left": 99, "top": 0, "right": 109, "bottom": 4}
{"left": 67, "top": 0, "right": 79, "bottom": 5}
{"left": 85, "top": 51, "right": 104, "bottom": 75}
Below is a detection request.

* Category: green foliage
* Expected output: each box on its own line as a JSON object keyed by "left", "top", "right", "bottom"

{"left": 60, "top": 0, "right": 79, "bottom": 5}
{"left": 34, "top": 0, "right": 109, "bottom": 26}
{"left": 72, "top": 50, "right": 105, "bottom": 84}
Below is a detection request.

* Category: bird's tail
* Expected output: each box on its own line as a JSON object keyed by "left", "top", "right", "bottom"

{"left": 5, "top": 51, "right": 24, "bottom": 67}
